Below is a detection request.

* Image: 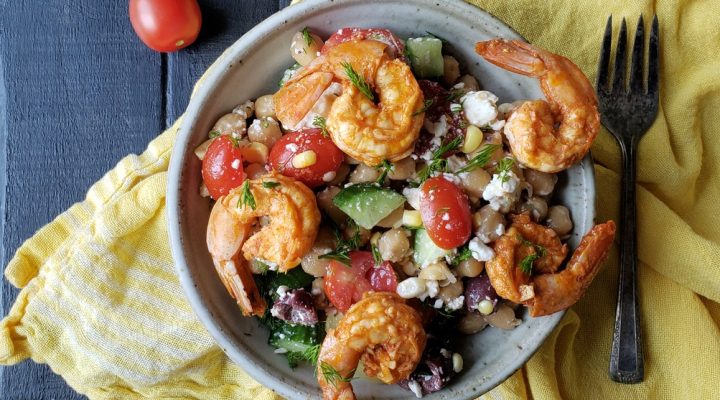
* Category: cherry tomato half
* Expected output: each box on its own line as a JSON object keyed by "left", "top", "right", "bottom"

{"left": 268, "top": 128, "right": 344, "bottom": 188}
{"left": 419, "top": 176, "right": 472, "bottom": 249}
{"left": 129, "top": 0, "right": 202, "bottom": 53}
{"left": 324, "top": 251, "right": 398, "bottom": 312}
{"left": 322, "top": 27, "right": 405, "bottom": 60}
{"left": 201, "top": 136, "right": 244, "bottom": 200}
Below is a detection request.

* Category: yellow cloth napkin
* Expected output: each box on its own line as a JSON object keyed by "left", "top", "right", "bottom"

{"left": 2, "top": 0, "right": 720, "bottom": 398}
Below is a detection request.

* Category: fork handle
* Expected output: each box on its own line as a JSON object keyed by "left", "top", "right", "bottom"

{"left": 609, "top": 137, "right": 644, "bottom": 383}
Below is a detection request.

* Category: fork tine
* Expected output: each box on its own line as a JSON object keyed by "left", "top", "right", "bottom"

{"left": 647, "top": 15, "right": 659, "bottom": 97}
{"left": 612, "top": 18, "right": 628, "bottom": 94}
{"left": 629, "top": 16, "right": 645, "bottom": 92}
{"left": 596, "top": 15, "right": 613, "bottom": 91}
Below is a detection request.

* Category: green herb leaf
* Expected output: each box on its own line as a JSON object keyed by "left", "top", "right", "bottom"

{"left": 209, "top": 130, "right": 221, "bottom": 139}
{"left": 456, "top": 144, "right": 501, "bottom": 174}
{"left": 375, "top": 159, "right": 392, "bottom": 183}
{"left": 414, "top": 136, "right": 464, "bottom": 185}
{"left": 372, "top": 244, "right": 382, "bottom": 265}
{"left": 237, "top": 180, "right": 256, "bottom": 210}
{"left": 519, "top": 253, "right": 539, "bottom": 275}
{"left": 450, "top": 102, "right": 463, "bottom": 114}
{"left": 313, "top": 116, "right": 329, "bottom": 137}
{"left": 450, "top": 246, "right": 473, "bottom": 266}
{"left": 341, "top": 62, "right": 375, "bottom": 102}
{"left": 425, "top": 31, "right": 449, "bottom": 44}
{"left": 320, "top": 362, "right": 354, "bottom": 389}
{"left": 496, "top": 157, "right": 515, "bottom": 183}
{"left": 262, "top": 181, "right": 280, "bottom": 189}
{"left": 318, "top": 220, "right": 361, "bottom": 266}
{"left": 287, "top": 343, "right": 321, "bottom": 367}
{"left": 412, "top": 98, "right": 434, "bottom": 116}
{"left": 301, "top": 27, "right": 314, "bottom": 47}
{"left": 261, "top": 118, "right": 270, "bottom": 129}
{"left": 446, "top": 89, "right": 464, "bottom": 103}
{"left": 432, "top": 136, "right": 464, "bottom": 159}
{"left": 228, "top": 135, "right": 242, "bottom": 148}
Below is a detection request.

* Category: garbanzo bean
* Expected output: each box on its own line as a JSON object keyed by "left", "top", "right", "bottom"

{"left": 290, "top": 29, "right": 324, "bottom": 66}
{"left": 349, "top": 163, "right": 380, "bottom": 183}
{"left": 456, "top": 258, "right": 484, "bottom": 278}
{"left": 388, "top": 157, "right": 416, "bottom": 180}
{"left": 547, "top": 205, "right": 573, "bottom": 236}
{"left": 245, "top": 163, "right": 268, "bottom": 180}
{"left": 317, "top": 187, "right": 346, "bottom": 225}
{"left": 254, "top": 95, "right": 276, "bottom": 119}
{"left": 247, "top": 117, "right": 282, "bottom": 148}
{"left": 518, "top": 196, "right": 548, "bottom": 222}
{"left": 438, "top": 280, "right": 464, "bottom": 303}
{"left": 524, "top": 169, "right": 558, "bottom": 196}
{"left": 212, "top": 113, "right": 246, "bottom": 137}
{"left": 442, "top": 55, "right": 461, "bottom": 86}
{"left": 378, "top": 228, "right": 410, "bottom": 262}
{"left": 473, "top": 205, "right": 506, "bottom": 243}
{"left": 460, "top": 167, "right": 491, "bottom": 199}
{"left": 458, "top": 74, "right": 480, "bottom": 91}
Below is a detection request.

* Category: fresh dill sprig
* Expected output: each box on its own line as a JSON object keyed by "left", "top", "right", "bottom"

{"left": 313, "top": 116, "right": 329, "bottom": 137}
{"left": 208, "top": 130, "right": 221, "bottom": 139}
{"left": 415, "top": 136, "right": 464, "bottom": 184}
{"left": 456, "top": 144, "right": 501, "bottom": 174}
{"left": 287, "top": 344, "right": 321, "bottom": 367}
{"left": 341, "top": 62, "right": 375, "bottom": 102}
{"left": 450, "top": 246, "right": 473, "bottom": 266}
{"left": 262, "top": 181, "right": 280, "bottom": 189}
{"left": 301, "top": 27, "right": 314, "bottom": 47}
{"left": 318, "top": 220, "right": 361, "bottom": 265}
{"left": 432, "top": 136, "right": 463, "bottom": 159}
{"left": 320, "top": 362, "right": 355, "bottom": 389}
{"left": 446, "top": 89, "right": 464, "bottom": 103}
{"left": 375, "top": 159, "right": 392, "bottom": 183}
{"left": 372, "top": 244, "right": 382, "bottom": 265}
{"left": 412, "top": 99, "right": 434, "bottom": 116}
{"left": 237, "top": 180, "right": 256, "bottom": 210}
{"left": 495, "top": 157, "right": 515, "bottom": 183}
{"left": 228, "top": 135, "right": 242, "bottom": 148}
{"left": 519, "top": 253, "right": 539, "bottom": 275}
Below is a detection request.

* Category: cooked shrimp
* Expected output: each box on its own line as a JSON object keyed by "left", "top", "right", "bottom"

{"left": 275, "top": 40, "right": 424, "bottom": 166}
{"left": 317, "top": 292, "right": 426, "bottom": 400}
{"left": 475, "top": 39, "right": 600, "bottom": 173}
{"left": 528, "top": 221, "right": 616, "bottom": 316}
{"left": 486, "top": 214, "right": 616, "bottom": 317}
{"left": 207, "top": 172, "right": 321, "bottom": 316}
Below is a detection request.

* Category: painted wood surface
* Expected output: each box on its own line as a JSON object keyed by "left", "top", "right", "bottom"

{"left": 0, "top": 1, "right": 290, "bottom": 398}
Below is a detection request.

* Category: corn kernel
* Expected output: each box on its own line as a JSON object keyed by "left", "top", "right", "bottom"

{"left": 291, "top": 150, "right": 317, "bottom": 168}
{"left": 396, "top": 277, "right": 426, "bottom": 299}
{"left": 240, "top": 142, "right": 269, "bottom": 164}
{"left": 452, "top": 353, "right": 463, "bottom": 373}
{"left": 478, "top": 299, "right": 494, "bottom": 315}
{"left": 402, "top": 210, "right": 423, "bottom": 228}
{"left": 462, "top": 125, "right": 483, "bottom": 153}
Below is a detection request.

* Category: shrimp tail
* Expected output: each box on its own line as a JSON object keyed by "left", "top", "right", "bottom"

{"left": 475, "top": 39, "right": 547, "bottom": 77}
{"left": 528, "top": 220, "right": 616, "bottom": 317}
{"left": 214, "top": 259, "right": 267, "bottom": 317}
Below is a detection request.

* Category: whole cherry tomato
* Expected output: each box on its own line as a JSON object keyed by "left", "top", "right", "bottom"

{"left": 322, "top": 27, "right": 406, "bottom": 60}
{"left": 201, "top": 136, "right": 244, "bottom": 200}
{"left": 324, "top": 251, "right": 398, "bottom": 312}
{"left": 419, "top": 176, "right": 472, "bottom": 249}
{"left": 268, "top": 128, "right": 343, "bottom": 188}
{"left": 129, "top": 0, "right": 202, "bottom": 52}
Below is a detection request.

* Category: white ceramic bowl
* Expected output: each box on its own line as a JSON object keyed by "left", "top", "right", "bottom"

{"left": 167, "top": 0, "right": 596, "bottom": 398}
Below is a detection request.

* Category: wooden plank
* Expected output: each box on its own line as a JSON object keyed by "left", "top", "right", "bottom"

{"left": 166, "top": 0, "right": 283, "bottom": 123}
{"left": 0, "top": 1, "right": 163, "bottom": 399}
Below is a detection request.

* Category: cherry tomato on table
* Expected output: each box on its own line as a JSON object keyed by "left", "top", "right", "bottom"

{"left": 268, "top": 128, "right": 344, "bottom": 188}
{"left": 129, "top": 0, "right": 202, "bottom": 52}
{"left": 322, "top": 28, "right": 406, "bottom": 60}
{"left": 419, "top": 176, "right": 472, "bottom": 249}
{"left": 324, "top": 251, "right": 398, "bottom": 312}
{"left": 201, "top": 136, "right": 245, "bottom": 200}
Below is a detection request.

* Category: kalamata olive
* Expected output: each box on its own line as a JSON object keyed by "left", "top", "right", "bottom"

{"left": 464, "top": 274, "right": 498, "bottom": 313}
{"left": 398, "top": 338, "right": 457, "bottom": 395}
{"left": 270, "top": 289, "right": 318, "bottom": 326}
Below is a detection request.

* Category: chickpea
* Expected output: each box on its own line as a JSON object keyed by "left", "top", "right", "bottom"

{"left": 328, "top": 163, "right": 351, "bottom": 186}
{"left": 438, "top": 280, "right": 464, "bottom": 303}
{"left": 212, "top": 113, "right": 246, "bottom": 137}
{"left": 473, "top": 205, "right": 506, "bottom": 243}
{"left": 442, "top": 55, "right": 461, "bottom": 86}
{"left": 458, "top": 74, "right": 480, "bottom": 92}
{"left": 547, "top": 205, "right": 573, "bottom": 236}
{"left": 456, "top": 258, "right": 484, "bottom": 278}
{"left": 484, "top": 304, "right": 521, "bottom": 330}
{"left": 377, "top": 206, "right": 404, "bottom": 228}
{"left": 301, "top": 228, "right": 335, "bottom": 277}
{"left": 349, "top": 163, "right": 380, "bottom": 184}
{"left": 458, "top": 312, "right": 488, "bottom": 334}
{"left": 524, "top": 169, "right": 558, "bottom": 196}
{"left": 317, "top": 187, "right": 346, "bottom": 225}
{"left": 388, "top": 157, "right": 416, "bottom": 180}
{"left": 460, "top": 167, "right": 491, "bottom": 199}
{"left": 232, "top": 100, "right": 254, "bottom": 119}
{"left": 343, "top": 223, "right": 371, "bottom": 247}
{"left": 290, "top": 29, "right": 324, "bottom": 66}
{"left": 247, "top": 117, "right": 282, "bottom": 148}
{"left": 245, "top": 163, "right": 268, "bottom": 180}
{"left": 518, "top": 196, "right": 548, "bottom": 222}
{"left": 254, "top": 95, "right": 276, "bottom": 119}
{"left": 378, "top": 228, "right": 410, "bottom": 262}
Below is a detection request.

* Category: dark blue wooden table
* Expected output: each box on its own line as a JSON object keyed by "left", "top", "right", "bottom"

{"left": 0, "top": 1, "right": 290, "bottom": 398}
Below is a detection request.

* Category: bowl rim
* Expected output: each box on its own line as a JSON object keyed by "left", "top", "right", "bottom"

{"left": 167, "top": 0, "right": 595, "bottom": 398}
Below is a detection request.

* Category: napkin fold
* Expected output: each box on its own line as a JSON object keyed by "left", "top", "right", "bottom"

{"left": 2, "top": 0, "right": 720, "bottom": 399}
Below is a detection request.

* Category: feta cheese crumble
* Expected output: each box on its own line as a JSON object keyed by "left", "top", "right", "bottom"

{"left": 461, "top": 91, "right": 501, "bottom": 128}
{"left": 482, "top": 170, "right": 521, "bottom": 213}
{"left": 468, "top": 237, "right": 495, "bottom": 261}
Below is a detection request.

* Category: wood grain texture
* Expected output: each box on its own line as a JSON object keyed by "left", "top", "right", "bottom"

{"left": 0, "top": 1, "right": 289, "bottom": 399}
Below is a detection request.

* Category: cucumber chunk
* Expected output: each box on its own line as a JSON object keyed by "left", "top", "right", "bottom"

{"left": 406, "top": 37, "right": 444, "bottom": 79}
{"left": 414, "top": 228, "right": 450, "bottom": 267}
{"left": 332, "top": 184, "right": 406, "bottom": 229}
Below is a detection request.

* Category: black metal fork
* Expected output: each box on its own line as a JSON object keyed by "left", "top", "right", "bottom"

{"left": 596, "top": 15, "right": 659, "bottom": 383}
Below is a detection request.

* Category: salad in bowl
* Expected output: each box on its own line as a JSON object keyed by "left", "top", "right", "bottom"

{"left": 192, "top": 25, "right": 614, "bottom": 399}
